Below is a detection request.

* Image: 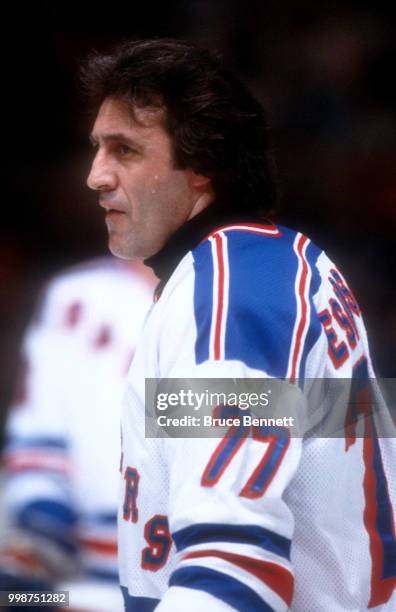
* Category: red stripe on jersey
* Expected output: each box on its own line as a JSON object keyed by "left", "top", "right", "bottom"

{"left": 79, "top": 537, "right": 118, "bottom": 556}
{"left": 290, "top": 234, "right": 309, "bottom": 381}
{"left": 4, "top": 453, "right": 70, "bottom": 474}
{"left": 363, "top": 434, "right": 396, "bottom": 607}
{"left": 3, "top": 548, "right": 49, "bottom": 573}
{"left": 182, "top": 548, "right": 293, "bottom": 606}
{"left": 204, "top": 222, "right": 282, "bottom": 241}
{"left": 213, "top": 234, "right": 225, "bottom": 361}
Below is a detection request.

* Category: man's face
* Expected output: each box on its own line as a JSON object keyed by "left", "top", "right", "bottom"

{"left": 87, "top": 97, "right": 209, "bottom": 259}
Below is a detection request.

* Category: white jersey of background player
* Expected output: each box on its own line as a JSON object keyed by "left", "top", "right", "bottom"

{"left": 1, "top": 257, "right": 155, "bottom": 611}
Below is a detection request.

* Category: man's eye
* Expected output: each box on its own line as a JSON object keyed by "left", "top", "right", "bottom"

{"left": 116, "top": 144, "right": 133, "bottom": 156}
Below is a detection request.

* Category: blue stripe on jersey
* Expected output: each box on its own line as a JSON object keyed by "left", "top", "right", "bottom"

{"left": 84, "top": 511, "right": 117, "bottom": 525}
{"left": 193, "top": 240, "right": 214, "bottom": 363}
{"left": 351, "top": 359, "right": 396, "bottom": 581}
{"left": 5, "top": 436, "right": 67, "bottom": 450}
{"left": 172, "top": 523, "right": 291, "bottom": 560}
{"left": 298, "top": 240, "right": 323, "bottom": 382}
{"left": 223, "top": 228, "right": 298, "bottom": 376}
{"left": 372, "top": 421, "right": 396, "bottom": 580}
{"left": 121, "top": 587, "right": 159, "bottom": 612}
{"left": 17, "top": 500, "right": 78, "bottom": 554}
{"left": 169, "top": 566, "right": 275, "bottom": 611}
{"left": 354, "top": 357, "right": 369, "bottom": 379}
{"left": 0, "top": 573, "right": 52, "bottom": 593}
{"left": 86, "top": 568, "right": 119, "bottom": 582}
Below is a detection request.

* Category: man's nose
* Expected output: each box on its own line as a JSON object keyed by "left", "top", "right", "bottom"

{"left": 87, "top": 151, "right": 117, "bottom": 191}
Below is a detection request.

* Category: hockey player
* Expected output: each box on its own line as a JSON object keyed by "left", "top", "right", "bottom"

{"left": 84, "top": 40, "right": 396, "bottom": 610}
{"left": 0, "top": 258, "right": 155, "bottom": 611}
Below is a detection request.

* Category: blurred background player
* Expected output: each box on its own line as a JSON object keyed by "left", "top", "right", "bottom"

{"left": 0, "top": 257, "right": 155, "bottom": 611}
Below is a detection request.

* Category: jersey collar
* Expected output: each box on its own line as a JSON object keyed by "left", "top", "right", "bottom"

{"left": 144, "top": 203, "right": 266, "bottom": 300}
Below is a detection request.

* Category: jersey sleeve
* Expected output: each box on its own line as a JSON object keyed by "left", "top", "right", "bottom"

{"left": 154, "top": 229, "right": 324, "bottom": 611}
{"left": 1, "top": 280, "right": 80, "bottom": 576}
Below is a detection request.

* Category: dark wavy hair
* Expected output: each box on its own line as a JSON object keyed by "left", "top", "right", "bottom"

{"left": 80, "top": 39, "right": 276, "bottom": 214}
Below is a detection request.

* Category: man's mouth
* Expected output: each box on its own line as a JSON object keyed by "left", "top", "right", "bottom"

{"left": 105, "top": 209, "right": 126, "bottom": 219}
{"left": 99, "top": 197, "right": 125, "bottom": 213}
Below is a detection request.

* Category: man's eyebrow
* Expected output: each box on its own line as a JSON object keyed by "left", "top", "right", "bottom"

{"left": 89, "top": 132, "right": 141, "bottom": 146}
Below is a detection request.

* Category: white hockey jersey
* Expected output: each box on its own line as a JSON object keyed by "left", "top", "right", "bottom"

{"left": 2, "top": 258, "right": 155, "bottom": 611}
{"left": 119, "top": 222, "right": 396, "bottom": 611}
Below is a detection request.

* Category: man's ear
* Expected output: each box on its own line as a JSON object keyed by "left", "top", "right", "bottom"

{"left": 187, "top": 169, "right": 212, "bottom": 191}
{"left": 186, "top": 171, "right": 215, "bottom": 220}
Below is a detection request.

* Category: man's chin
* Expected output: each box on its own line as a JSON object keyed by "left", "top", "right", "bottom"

{"left": 108, "top": 239, "right": 133, "bottom": 260}
{"left": 107, "top": 230, "right": 164, "bottom": 260}
{"left": 108, "top": 236, "right": 144, "bottom": 261}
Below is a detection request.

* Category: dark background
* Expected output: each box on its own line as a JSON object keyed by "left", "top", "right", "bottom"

{"left": 1, "top": 1, "right": 395, "bottom": 432}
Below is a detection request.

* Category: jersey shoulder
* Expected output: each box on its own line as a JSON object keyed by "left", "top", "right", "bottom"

{"left": 188, "top": 223, "right": 326, "bottom": 377}
{"left": 191, "top": 221, "right": 326, "bottom": 301}
{"left": 34, "top": 257, "right": 154, "bottom": 333}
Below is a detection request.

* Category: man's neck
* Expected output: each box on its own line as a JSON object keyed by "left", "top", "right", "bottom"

{"left": 144, "top": 204, "right": 267, "bottom": 298}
